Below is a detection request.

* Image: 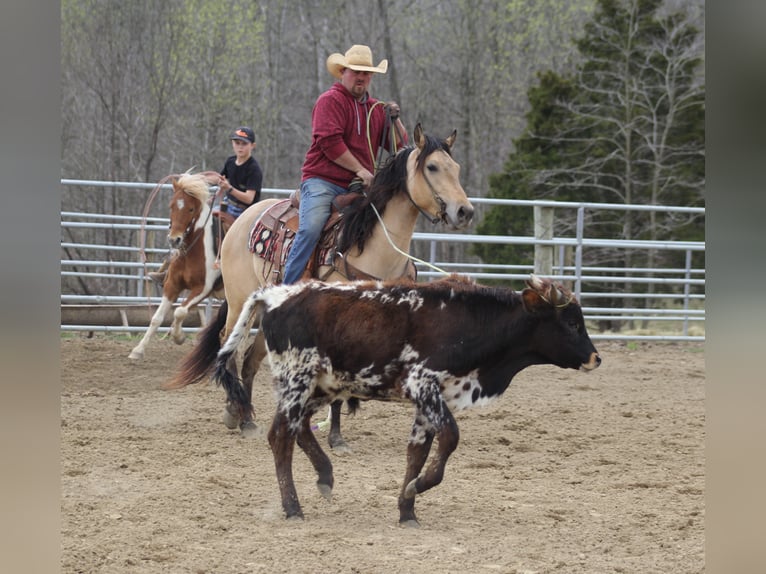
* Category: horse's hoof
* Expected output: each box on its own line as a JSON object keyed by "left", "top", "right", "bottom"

{"left": 399, "top": 519, "right": 421, "bottom": 529}
{"left": 222, "top": 409, "right": 240, "bottom": 430}
{"left": 171, "top": 334, "right": 186, "bottom": 345}
{"left": 316, "top": 483, "right": 333, "bottom": 501}
{"left": 128, "top": 349, "right": 143, "bottom": 360}
{"left": 329, "top": 438, "right": 352, "bottom": 454}
{"left": 239, "top": 421, "right": 261, "bottom": 439}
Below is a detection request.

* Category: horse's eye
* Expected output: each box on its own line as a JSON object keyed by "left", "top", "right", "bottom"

{"left": 427, "top": 164, "right": 438, "bottom": 172}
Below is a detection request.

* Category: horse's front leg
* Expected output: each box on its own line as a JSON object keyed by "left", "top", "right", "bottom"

{"left": 173, "top": 287, "right": 208, "bottom": 345}
{"left": 128, "top": 296, "right": 173, "bottom": 360}
{"left": 236, "top": 331, "right": 268, "bottom": 438}
{"left": 268, "top": 408, "right": 303, "bottom": 520}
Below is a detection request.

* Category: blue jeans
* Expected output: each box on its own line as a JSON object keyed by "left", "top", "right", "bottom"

{"left": 282, "top": 177, "right": 348, "bottom": 284}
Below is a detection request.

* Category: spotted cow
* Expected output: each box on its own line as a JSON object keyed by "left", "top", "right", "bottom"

{"left": 213, "top": 274, "right": 601, "bottom": 526}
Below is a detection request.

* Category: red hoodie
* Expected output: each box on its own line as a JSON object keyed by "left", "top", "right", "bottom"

{"left": 301, "top": 82, "right": 407, "bottom": 188}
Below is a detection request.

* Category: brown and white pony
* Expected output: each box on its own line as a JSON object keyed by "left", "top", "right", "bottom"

{"left": 167, "top": 124, "right": 474, "bottom": 449}
{"left": 129, "top": 172, "right": 224, "bottom": 360}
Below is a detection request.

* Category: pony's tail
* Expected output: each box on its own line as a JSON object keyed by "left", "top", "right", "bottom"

{"left": 211, "top": 292, "right": 265, "bottom": 421}
{"left": 164, "top": 299, "right": 229, "bottom": 390}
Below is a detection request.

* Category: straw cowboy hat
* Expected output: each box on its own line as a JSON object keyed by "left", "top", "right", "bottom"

{"left": 326, "top": 45, "right": 388, "bottom": 80}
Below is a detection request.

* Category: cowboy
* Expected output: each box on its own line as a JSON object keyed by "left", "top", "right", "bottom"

{"left": 281, "top": 44, "right": 408, "bottom": 284}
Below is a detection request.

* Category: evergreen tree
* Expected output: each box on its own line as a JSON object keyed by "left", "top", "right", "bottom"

{"left": 476, "top": 0, "right": 704, "bottom": 308}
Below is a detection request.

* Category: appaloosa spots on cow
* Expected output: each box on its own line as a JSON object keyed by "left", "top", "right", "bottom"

{"left": 212, "top": 273, "right": 601, "bottom": 525}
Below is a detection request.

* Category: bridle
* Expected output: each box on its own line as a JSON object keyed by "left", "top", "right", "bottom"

{"left": 171, "top": 194, "right": 214, "bottom": 257}
{"left": 404, "top": 150, "right": 447, "bottom": 224}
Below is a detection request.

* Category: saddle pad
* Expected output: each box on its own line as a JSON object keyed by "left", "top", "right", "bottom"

{"left": 247, "top": 200, "right": 338, "bottom": 281}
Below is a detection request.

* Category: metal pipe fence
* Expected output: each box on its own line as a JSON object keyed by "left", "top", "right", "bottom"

{"left": 61, "top": 179, "right": 705, "bottom": 341}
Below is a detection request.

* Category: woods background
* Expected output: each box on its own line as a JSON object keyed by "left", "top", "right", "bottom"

{"left": 60, "top": 0, "right": 705, "bottom": 285}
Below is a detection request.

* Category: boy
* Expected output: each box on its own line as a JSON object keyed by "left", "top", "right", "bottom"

{"left": 149, "top": 126, "right": 263, "bottom": 284}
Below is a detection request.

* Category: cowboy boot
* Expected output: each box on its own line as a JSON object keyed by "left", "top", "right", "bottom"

{"left": 148, "top": 259, "right": 169, "bottom": 284}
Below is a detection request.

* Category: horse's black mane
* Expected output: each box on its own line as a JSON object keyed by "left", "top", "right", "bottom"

{"left": 337, "top": 132, "right": 453, "bottom": 255}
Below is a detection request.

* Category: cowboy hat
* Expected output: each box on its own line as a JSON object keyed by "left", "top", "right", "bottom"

{"left": 326, "top": 45, "right": 388, "bottom": 80}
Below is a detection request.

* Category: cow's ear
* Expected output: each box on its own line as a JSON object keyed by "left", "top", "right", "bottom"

{"left": 521, "top": 288, "right": 545, "bottom": 313}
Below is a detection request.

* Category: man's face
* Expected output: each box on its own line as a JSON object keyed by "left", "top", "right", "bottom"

{"left": 341, "top": 68, "right": 373, "bottom": 99}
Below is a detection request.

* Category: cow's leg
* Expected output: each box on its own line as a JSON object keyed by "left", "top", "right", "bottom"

{"left": 267, "top": 409, "right": 303, "bottom": 520}
{"left": 128, "top": 296, "right": 173, "bottom": 360}
{"left": 398, "top": 413, "right": 435, "bottom": 527}
{"left": 296, "top": 409, "right": 334, "bottom": 500}
{"left": 397, "top": 375, "right": 460, "bottom": 526}
{"left": 237, "top": 332, "right": 268, "bottom": 438}
{"left": 327, "top": 400, "right": 351, "bottom": 453}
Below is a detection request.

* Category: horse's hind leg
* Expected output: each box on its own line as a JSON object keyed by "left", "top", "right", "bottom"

{"left": 328, "top": 400, "right": 352, "bottom": 453}
{"left": 296, "top": 412, "right": 334, "bottom": 501}
{"left": 129, "top": 297, "right": 172, "bottom": 360}
{"left": 236, "top": 331, "right": 268, "bottom": 439}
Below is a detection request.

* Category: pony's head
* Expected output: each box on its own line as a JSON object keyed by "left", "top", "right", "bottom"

{"left": 167, "top": 172, "right": 211, "bottom": 249}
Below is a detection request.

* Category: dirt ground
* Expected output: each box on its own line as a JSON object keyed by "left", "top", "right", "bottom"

{"left": 61, "top": 334, "right": 705, "bottom": 574}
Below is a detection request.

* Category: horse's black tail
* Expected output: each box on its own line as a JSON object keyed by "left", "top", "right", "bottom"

{"left": 165, "top": 299, "right": 228, "bottom": 390}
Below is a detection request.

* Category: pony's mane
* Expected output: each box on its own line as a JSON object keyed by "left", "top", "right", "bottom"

{"left": 338, "top": 132, "right": 453, "bottom": 254}
{"left": 176, "top": 172, "right": 211, "bottom": 204}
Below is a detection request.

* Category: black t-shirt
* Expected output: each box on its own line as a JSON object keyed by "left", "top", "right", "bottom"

{"left": 220, "top": 155, "right": 263, "bottom": 206}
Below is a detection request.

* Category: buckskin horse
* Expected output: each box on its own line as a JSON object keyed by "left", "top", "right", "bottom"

{"left": 211, "top": 274, "right": 601, "bottom": 526}
{"left": 167, "top": 124, "right": 475, "bottom": 450}
{"left": 129, "top": 172, "right": 225, "bottom": 360}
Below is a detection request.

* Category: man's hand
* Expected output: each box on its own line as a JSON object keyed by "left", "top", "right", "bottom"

{"left": 385, "top": 101, "right": 400, "bottom": 120}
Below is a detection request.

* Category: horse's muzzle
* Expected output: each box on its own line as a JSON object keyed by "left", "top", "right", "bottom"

{"left": 446, "top": 203, "right": 474, "bottom": 229}
{"left": 167, "top": 234, "right": 184, "bottom": 249}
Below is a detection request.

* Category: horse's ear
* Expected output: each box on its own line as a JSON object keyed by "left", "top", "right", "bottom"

{"left": 445, "top": 129, "right": 457, "bottom": 150}
{"left": 414, "top": 123, "right": 424, "bottom": 149}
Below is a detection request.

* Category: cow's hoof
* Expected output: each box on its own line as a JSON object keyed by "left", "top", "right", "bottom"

{"left": 317, "top": 483, "right": 333, "bottom": 501}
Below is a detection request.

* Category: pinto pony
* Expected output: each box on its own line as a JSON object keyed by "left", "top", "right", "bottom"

{"left": 129, "top": 172, "right": 224, "bottom": 360}
{"left": 167, "top": 124, "right": 474, "bottom": 449}
{"left": 212, "top": 274, "right": 601, "bottom": 526}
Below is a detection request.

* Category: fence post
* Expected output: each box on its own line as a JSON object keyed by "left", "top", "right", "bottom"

{"left": 534, "top": 206, "right": 553, "bottom": 277}
{"left": 574, "top": 206, "right": 585, "bottom": 300}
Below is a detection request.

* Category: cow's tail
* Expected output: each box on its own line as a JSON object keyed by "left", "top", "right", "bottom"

{"left": 164, "top": 299, "right": 228, "bottom": 390}
{"left": 212, "top": 291, "right": 266, "bottom": 421}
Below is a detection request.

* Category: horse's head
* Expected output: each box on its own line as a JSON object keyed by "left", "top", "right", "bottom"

{"left": 167, "top": 173, "right": 211, "bottom": 249}
{"left": 406, "top": 123, "right": 474, "bottom": 229}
